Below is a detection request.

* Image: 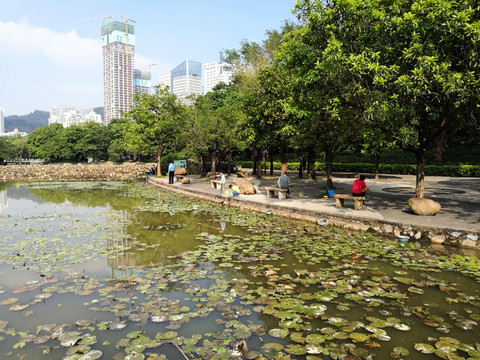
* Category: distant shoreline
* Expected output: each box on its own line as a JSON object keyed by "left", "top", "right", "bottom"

{"left": 0, "top": 162, "right": 151, "bottom": 182}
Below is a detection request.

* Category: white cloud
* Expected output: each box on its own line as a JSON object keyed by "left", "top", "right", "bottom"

{"left": 0, "top": 17, "right": 101, "bottom": 68}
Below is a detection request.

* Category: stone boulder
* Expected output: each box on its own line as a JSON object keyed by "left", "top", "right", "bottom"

{"left": 175, "top": 167, "right": 187, "bottom": 175}
{"left": 180, "top": 178, "right": 190, "bottom": 184}
{"left": 236, "top": 171, "right": 251, "bottom": 178}
{"left": 235, "top": 178, "right": 256, "bottom": 195}
{"left": 408, "top": 197, "right": 441, "bottom": 216}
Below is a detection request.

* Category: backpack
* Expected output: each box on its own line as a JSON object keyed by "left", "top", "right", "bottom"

{"left": 327, "top": 188, "right": 335, "bottom": 198}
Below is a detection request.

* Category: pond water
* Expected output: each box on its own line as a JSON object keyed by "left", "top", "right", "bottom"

{"left": 0, "top": 181, "right": 479, "bottom": 360}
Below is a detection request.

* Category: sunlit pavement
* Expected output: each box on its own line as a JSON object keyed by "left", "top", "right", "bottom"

{"left": 149, "top": 173, "right": 480, "bottom": 234}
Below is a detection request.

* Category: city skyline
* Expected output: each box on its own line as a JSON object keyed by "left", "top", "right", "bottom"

{"left": 0, "top": 0, "right": 297, "bottom": 116}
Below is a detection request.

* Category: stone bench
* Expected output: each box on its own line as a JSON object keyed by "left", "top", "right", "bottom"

{"left": 333, "top": 194, "right": 365, "bottom": 210}
{"left": 265, "top": 186, "right": 288, "bottom": 200}
{"left": 175, "top": 175, "right": 184, "bottom": 182}
{"left": 210, "top": 180, "right": 222, "bottom": 189}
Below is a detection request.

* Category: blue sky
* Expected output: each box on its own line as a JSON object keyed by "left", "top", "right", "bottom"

{"left": 0, "top": 0, "right": 297, "bottom": 116}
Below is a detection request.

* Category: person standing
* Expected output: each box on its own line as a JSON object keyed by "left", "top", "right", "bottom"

{"left": 168, "top": 162, "right": 176, "bottom": 184}
{"left": 277, "top": 172, "right": 291, "bottom": 197}
{"left": 219, "top": 172, "right": 226, "bottom": 194}
{"left": 352, "top": 174, "right": 367, "bottom": 197}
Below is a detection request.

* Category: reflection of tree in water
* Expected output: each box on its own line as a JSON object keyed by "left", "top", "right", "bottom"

{"left": 124, "top": 211, "right": 228, "bottom": 266}
{"left": 29, "top": 188, "right": 144, "bottom": 209}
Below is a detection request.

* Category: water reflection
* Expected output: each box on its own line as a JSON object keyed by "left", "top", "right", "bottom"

{"left": 0, "top": 182, "right": 478, "bottom": 360}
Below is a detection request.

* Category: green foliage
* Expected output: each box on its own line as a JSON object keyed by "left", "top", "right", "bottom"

{"left": 107, "top": 118, "right": 130, "bottom": 162}
{"left": 235, "top": 160, "right": 480, "bottom": 177}
{"left": 27, "top": 123, "right": 64, "bottom": 161}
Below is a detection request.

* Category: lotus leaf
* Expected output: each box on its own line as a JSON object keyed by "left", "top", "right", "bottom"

{"left": 349, "top": 332, "right": 370, "bottom": 342}
{"left": 414, "top": 343, "right": 435, "bottom": 354}
{"left": 59, "top": 332, "right": 82, "bottom": 347}
{"left": 0, "top": 298, "right": 19, "bottom": 305}
{"left": 268, "top": 328, "right": 289, "bottom": 338}
{"left": 285, "top": 344, "right": 307, "bottom": 355}
{"left": 327, "top": 317, "right": 347, "bottom": 327}
{"left": 392, "top": 346, "right": 409, "bottom": 356}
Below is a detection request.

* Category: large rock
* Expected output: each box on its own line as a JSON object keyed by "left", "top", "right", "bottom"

{"left": 180, "top": 178, "right": 190, "bottom": 184}
{"left": 235, "top": 178, "right": 256, "bottom": 195}
{"left": 175, "top": 167, "right": 187, "bottom": 175}
{"left": 408, "top": 197, "right": 441, "bottom": 216}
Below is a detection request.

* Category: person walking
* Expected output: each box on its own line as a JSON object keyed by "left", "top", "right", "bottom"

{"left": 168, "top": 162, "right": 176, "bottom": 184}
{"left": 219, "top": 172, "right": 226, "bottom": 194}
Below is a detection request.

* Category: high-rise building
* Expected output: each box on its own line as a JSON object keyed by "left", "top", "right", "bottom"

{"left": 48, "top": 106, "right": 102, "bottom": 127}
{"left": 158, "top": 72, "right": 171, "bottom": 91}
{"left": 101, "top": 21, "right": 135, "bottom": 124}
{"left": 170, "top": 60, "right": 202, "bottom": 102}
{"left": 0, "top": 107, "right": 4, "bottom": 135}
{"left": 203, "top": 61, "right": 233, "bottom": 94}
{"left": 134, "top": 69, "right": 151, "bottom": 96}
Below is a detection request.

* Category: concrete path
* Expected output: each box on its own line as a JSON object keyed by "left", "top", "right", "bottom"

{"left": 148, "top": 172, "right": 480, "bottom": 247}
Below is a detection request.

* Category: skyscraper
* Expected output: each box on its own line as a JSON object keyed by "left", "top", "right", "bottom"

{"left": 170, "top": 60, "right": 202, "bottom": 102}
{"left": 134, "top": 69, "right": 152, "bottom": 96}
{"left": 203, "top": 61, "right": 233, "bottom": 94}
{"left": 101, "top": 21, "right": 135, "bottom": 124}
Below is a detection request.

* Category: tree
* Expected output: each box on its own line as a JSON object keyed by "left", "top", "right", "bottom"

{"left": 225, "top": 24, "right": 296, "bottom": 177}
{"left": 278, "top": 4, "right": 365, "bottom": 189}
{"left": 57, "top": 126, "right": 86, "bottom": 162}
{"left": 77, "top": 122, "right": 109, "bottom": 161}
{"left": 9, "top": 136, "right": 30, "bottom": 159}
{"left": 125, "top": 85, "right": 186, "bottom": 175}
{"left": 107, "top": 118, "right": 130, "bottom": 162}
{"left": 27, "top": 123, "right": 64, "bottom": 161}
{"left": 295, "top": 0, "right": 480, "bottom": 197}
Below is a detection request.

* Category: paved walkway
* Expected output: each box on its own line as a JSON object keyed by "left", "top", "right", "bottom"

{"left": 148, "top": 172, "right": 480, "bottom": 236}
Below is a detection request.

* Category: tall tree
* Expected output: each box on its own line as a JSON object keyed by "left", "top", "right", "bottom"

{"left": 107, "top": 118, "right": 130, "bottom": 162}
{"left": 27, "top": 123, "right": 64, "bottom": 161}
{"left": 226, "top": 24, "right": 296, "bottom": 177}
{"left": 279, "top": 5, "right": 365, "bottom": 189}
{"left": 295, "top": 0, "right": 480, "bottom": 197}
{"left": 125, "top": 86, "right": 186, "bottom": 175}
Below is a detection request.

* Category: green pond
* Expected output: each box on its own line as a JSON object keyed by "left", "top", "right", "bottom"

{"left": 0, "top": 181, "right": 479, "bottom": 360}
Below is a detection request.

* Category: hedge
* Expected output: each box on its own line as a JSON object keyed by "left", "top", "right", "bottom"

{"left": 234, "top": 161, "right": 480, "bottom": 177}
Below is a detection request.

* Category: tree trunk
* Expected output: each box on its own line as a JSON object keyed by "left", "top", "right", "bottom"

{"left": 435, "top": 130, "right": 448, "bottom": 164}
{"left": 210, "top": 150, "right": 216, "bottom": 180}
{"left": 279, "top": 139, "right": 287, "bottom": 174}
{"left": 256, "top": 151, "right": 263, "bottom": 178}
{"left": 251, "top": 149, "right": 263, "bottom": 178}
{"left": 374, "top": 151, "right": 380, "bottom": 180}
{"left": 227, "top": 151, "right": 232, "bottom": 176}
{"left": 415, "top": 148, "right": 426, "bottom": 198}
{"left": 298, "top": 154, "right": 304, "bottom": 178}
{"left": 252, "top": 149, "right": 257, "bottom": 177}
{"left": 157, "top": 140, "right": 162, "bottom": 176}
{"left": 200, "top": 154, "right": 207, "bottom": 177}
{"left": 307, "top": 147, "right": 316, "bottom": 180}
{"left": 325, "top": 145, "right": 334, "bottom": 189}
{"left": 270, "top": 154, "right": 274, "bottom": 176}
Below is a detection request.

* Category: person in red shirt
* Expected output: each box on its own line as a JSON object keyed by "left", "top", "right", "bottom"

{"left": 352, "top": 175, "right": 367, "bottom": 197}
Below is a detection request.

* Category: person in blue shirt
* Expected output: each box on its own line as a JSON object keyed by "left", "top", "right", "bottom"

{"left": 277, "top": 172, "right": 291, "bottom": 197}
{"left": 168, "top": 162, "right": 176, "bottom": 184}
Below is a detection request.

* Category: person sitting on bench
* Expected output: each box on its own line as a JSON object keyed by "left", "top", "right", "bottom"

{"left": 352, "top": 174, "right": 367, "bottom": 197}
{"left": 277, "top": 172, "right": 291, "bottom": 197}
